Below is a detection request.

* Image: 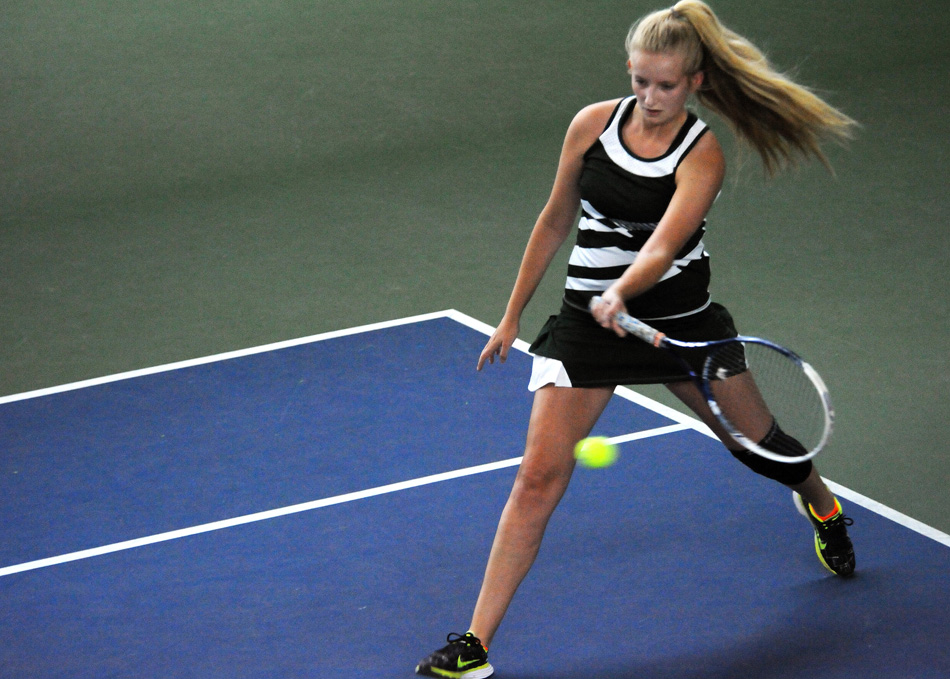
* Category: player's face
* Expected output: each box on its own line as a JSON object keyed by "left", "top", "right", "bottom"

{"left": 628, "top": 50, "right": 702, "bottom": 126}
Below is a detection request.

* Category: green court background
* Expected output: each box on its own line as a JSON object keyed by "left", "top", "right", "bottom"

{"left": 2, "top": 2, "right": 947, "bottom": 533}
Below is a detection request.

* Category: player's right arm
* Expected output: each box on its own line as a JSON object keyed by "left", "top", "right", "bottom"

{"left": 477, "top": 100, "right": 620, "bottom": 371}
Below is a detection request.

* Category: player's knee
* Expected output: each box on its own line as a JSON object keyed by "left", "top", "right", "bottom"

{"left": 512, "top": 455, "right": 571, "bottom": 503}
{"left": 729, "top": 448, "right": 813, "bottom": 486}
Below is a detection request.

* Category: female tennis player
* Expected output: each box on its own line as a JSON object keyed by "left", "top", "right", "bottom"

{"left": 417, "top": 3, "right": 857, "bottom": 677}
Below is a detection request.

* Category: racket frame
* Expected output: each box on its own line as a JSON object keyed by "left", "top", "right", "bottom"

{"left": 589, "top": 297, "right": 834, "bottom": 463}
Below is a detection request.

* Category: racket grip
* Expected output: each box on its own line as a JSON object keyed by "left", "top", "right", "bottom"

{"left": 589, "top": 297, "right": 666, "bottom": 346}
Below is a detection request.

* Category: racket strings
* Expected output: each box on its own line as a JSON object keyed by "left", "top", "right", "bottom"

{"left": 705, "top": 341, "right": 830, "bottom": 458}
{"left": 758, "top": 419, "right": 808, "bottom": 458}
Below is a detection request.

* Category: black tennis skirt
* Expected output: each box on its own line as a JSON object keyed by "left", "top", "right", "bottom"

{"left": 528, "top": 300, "right": 739, "bottom": 387}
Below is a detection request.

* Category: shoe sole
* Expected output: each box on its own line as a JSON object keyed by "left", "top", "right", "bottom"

{"left": 416, "top": 662, "right": 494, "bottom": 679}
{"left": 792, "top": 491, "right": 808, "bottom": 518}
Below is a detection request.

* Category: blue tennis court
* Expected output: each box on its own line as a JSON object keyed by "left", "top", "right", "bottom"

{"left": 2, "top": 313, "right": 948, "bottom": 678}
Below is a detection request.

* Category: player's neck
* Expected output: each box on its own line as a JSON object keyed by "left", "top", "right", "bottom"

{"left": 624, "top": 108, "right": 687, "bottom": 158}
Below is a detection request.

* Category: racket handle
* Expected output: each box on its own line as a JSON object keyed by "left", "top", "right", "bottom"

{"left": 589, "top": 297, "right": 666, "bottom": 347}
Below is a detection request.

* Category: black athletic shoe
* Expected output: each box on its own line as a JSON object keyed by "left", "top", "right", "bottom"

{"left": 794, "top": 493, "right": 856, "bottom": 577}
{"left": 416, "top": 632, "right": 494, "bottom": 679}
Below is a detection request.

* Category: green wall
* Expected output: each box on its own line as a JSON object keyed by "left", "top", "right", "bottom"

{"left": 2, "top": 1, "right": 947, "bottom": 532}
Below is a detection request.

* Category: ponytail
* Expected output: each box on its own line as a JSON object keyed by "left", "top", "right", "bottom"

{"left": 627, "top": 1, "right": 857, "bottom": 175}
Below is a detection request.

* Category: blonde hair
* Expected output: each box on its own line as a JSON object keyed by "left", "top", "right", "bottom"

{"left": 626, "top": 0, "right": 856, "bottom": 175}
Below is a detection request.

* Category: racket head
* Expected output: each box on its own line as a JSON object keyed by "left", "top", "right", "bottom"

{"left": 699, "top": 338, "right": 834, "bottom": 463}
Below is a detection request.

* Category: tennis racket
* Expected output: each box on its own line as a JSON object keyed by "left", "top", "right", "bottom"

{"left": 589, "top": 296, "right": 833, "bottom": 463}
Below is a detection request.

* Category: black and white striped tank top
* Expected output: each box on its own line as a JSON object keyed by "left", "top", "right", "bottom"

{"left": 566, "top": 96, "right": 712, "bottom": 320}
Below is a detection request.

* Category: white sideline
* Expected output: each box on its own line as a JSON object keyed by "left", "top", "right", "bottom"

{"left": 1, "top": 309, "right": 946, "bottom": 578}
{"left": 0, "top": 423, "right": 684, "bottom": 578}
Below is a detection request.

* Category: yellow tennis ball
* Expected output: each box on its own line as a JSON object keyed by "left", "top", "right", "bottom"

{"left": 574, "top": 436, "right": 618, "bottom": 468}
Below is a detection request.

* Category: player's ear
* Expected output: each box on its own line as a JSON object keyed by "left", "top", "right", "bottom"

{"left": 689, "top": 69, "right": 704, "bottom": 92}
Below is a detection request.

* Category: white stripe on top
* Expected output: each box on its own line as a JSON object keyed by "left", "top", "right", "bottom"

{"left": 600, "top": 97, "right": 708, "bottom": 178}
{"left": 565, "top": 236, "right": 707, "bottom": 290}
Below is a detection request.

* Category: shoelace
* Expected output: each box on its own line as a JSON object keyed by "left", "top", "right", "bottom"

{"left": 445, "top": 632, "right": 482, "bottom": 648}
{"left": 820, "top": 514, "right": 854, "bottom": 529}
{"left": 816, "top": 514, "right": 853, "bottom": 546}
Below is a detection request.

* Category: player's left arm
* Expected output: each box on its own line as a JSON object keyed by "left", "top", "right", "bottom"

{"left": 594, "top": 132, "right": 726, "bottom": 333}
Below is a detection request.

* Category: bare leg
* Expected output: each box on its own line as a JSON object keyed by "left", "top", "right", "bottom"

{"left": 787, "top": 466, "right": 837, "bottom": 517}
{"left": 665, "top": 380, "right": 837, "bottom": 516}
{"left": 468, "top": 385, "right": 615, "bottom": 647}
{"left": 665, "top": 379, "right": 742, "bottom": 448}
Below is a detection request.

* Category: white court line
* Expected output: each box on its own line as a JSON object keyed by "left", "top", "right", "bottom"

{"left": 0, "top": 424, "right": 683, "bottom": 578}
{"left": 0, "top": 310, "right": 455, "bottom": 405}
{"left": 2, "top": 310, "right": 947, "bottom": 577}
{"left": 825, "top": 481, "right": 950, "bottom": 547}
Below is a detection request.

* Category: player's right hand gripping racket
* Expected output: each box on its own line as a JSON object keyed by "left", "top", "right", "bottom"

{"left": 589, "top": 297, "right": 834, "bottom": 463}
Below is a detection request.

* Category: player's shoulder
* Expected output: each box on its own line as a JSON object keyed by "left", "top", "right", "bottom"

{"left": 565, "top": 98, "right": 624, "bottom": 148}
{"left": 571, "top": 98, "right": 623, "bottom": 132}
{"left": 685, "top": 124, "right": 725, "bottom": 169}
{"left": 677, "top": 123, "right": 725, "bottom": 185}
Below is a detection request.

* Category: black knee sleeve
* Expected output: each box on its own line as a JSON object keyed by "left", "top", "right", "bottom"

{"left": 729, "top": 448, "right": 813, "bottom": 486}
{"left": 728, "top": 421, "right": 812, "bottom": 486}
